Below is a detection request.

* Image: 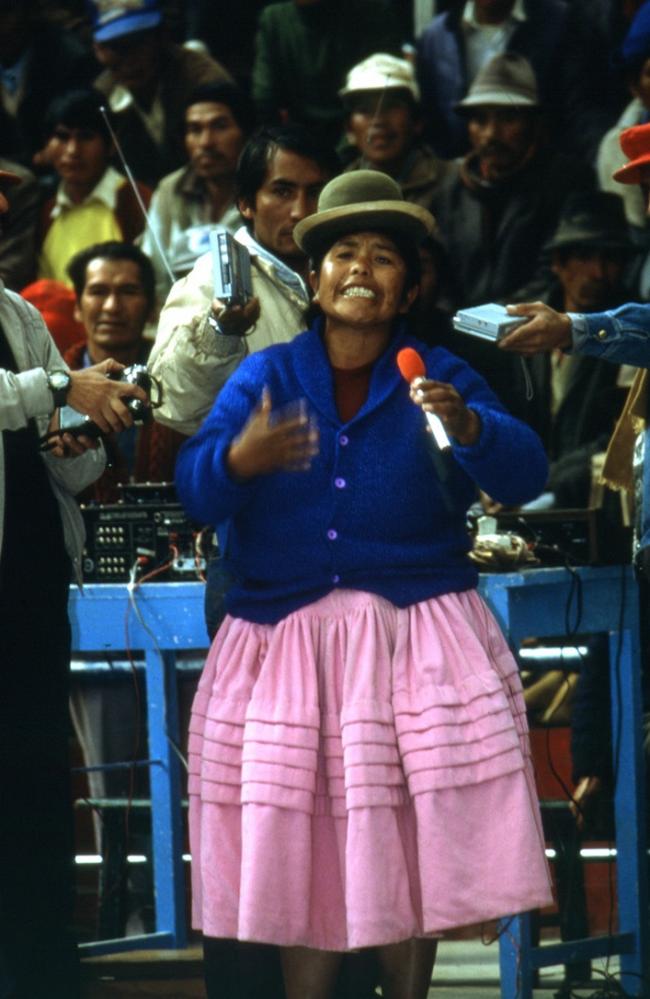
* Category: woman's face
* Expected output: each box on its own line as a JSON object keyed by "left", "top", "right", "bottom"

{"left": 310, "top": 230, "right": 417, "bottom": 330}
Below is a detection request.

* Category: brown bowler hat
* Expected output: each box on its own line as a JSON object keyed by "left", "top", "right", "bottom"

{"left": 293, "top": 171, "right": 435, "bottom": 257}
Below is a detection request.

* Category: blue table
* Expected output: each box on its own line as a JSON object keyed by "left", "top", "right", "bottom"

{"left": 69, "top": 567, "right": 649, "bottom": 995}
{"left": 69, "top": 581, "right": 207, "bottom": 956}
{"left": 480, "top": 566, "right": 648, "bottom": 999}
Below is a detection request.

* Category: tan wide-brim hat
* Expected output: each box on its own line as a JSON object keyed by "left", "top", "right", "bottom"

{"left": 456, "top": 52, "right": 539, "bottom": 112}
{"left": 293, "top": 171, "right": 435, "bottom": 257}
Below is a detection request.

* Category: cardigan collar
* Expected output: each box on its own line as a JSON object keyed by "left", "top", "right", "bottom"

{"left": 292, "top": 315, "right": 421, "bottom": 427}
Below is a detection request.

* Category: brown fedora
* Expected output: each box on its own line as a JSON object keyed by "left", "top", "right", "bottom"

{"left": 544, "top": 192, "right": 632, "bottom": 254}
{"left": 293, "top": 171, "right": 435, "bottom": 257}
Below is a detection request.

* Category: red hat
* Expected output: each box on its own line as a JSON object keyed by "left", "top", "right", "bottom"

{"left": 612, "top": 123, "right": 650, "bottom": 185}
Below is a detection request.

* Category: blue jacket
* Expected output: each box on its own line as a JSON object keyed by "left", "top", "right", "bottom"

{"left": 572, "top": 303, "right": 650, "bottom": 369}
{"left": 176, "top": 319, "right": 548, "bottom": 623}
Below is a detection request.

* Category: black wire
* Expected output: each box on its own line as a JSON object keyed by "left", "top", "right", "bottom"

{"left": 560, "top": 962, "right": 640, "bottom": 997}
{"left": 564, "top": 562, "right": 584, "bottom": 638}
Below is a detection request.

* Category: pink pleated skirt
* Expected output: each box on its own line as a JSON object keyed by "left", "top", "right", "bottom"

{"left": 188, "top": 587, "right": 553, "bottom": 951}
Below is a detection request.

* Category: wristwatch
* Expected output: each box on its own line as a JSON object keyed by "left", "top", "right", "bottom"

{"left": 46, "top": 369, "right": 72, "bottom": 408}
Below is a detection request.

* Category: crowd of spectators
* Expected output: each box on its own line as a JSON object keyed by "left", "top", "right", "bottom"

{"left": 5, "top": 0, "right": 650, "bottom": 994}
{"left": 2, "top": 0, "right": 648, "bottom": 452}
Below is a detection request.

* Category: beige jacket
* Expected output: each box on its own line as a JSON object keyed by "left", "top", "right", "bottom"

{"left": 149, "top": 245, "right": 308, "bottom": 436}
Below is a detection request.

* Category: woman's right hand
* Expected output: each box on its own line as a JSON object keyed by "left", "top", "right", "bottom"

{"left": 227, "top": 388, "right": 319, "bottom": 481}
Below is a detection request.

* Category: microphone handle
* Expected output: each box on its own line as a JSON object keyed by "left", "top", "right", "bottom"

{"left": 424, "top": 410, "right": 452, "bottom": 451}
{"left": 410, "top": 378, "right": 452, "bottom": 451}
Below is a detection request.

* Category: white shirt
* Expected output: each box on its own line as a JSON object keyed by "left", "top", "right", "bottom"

{"left": 235, "top": 226, "right": 310, "bottom": 305}
{"left": 48, "top": 165, "right": 126, "bottom": 219}
{"left": 462, "top": 0, "right": 527, "bottom": 83}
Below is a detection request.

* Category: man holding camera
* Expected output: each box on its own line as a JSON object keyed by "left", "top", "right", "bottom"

{"left": 0, "top": 174, "right": 148, "bottom": 998}
{"left": 60, "top": 240, "right": 186, "bottom": 938}
{"left": 63, "top": 240, "right": 185, "bottom": 503}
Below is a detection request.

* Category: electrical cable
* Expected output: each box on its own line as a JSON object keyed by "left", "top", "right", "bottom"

{"left": 127, "top": 555, "right": 190, "bottom": 773}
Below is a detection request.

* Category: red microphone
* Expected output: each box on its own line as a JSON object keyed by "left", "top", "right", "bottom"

{"left": 397, "top": 347, "right": 452, "bottom": 451}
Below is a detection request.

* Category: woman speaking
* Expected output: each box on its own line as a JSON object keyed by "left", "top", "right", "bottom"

{"left": 176, "top": 171, "right": 553, "bottom": 999}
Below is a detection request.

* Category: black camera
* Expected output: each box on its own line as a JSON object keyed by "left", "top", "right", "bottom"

{"left": 40, "top": 364, "right": 161, "bottom": 450}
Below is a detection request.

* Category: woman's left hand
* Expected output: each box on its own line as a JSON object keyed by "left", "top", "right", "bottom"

{"left": 409, "top": 378, "right": 480, "bottom": 446}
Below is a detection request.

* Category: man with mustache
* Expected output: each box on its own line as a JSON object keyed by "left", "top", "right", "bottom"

{"left": 340, "top": 53, "right": 451, "bottom": 211}
{"left": 428, "top": 51, "right": 592, "bottom": 419}
{"left": 522, "top": 191, "right": 633, "bottom": 510}
{"left": 141, "top": 82, "right": 255, "bottom": 304}
{"left": 416, "top": 0, "right": 569, "bottom": 159}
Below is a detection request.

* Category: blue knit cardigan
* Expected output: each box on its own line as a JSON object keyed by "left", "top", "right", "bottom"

{"left": 176, "top": 318, "right": 548, "bottom": 623}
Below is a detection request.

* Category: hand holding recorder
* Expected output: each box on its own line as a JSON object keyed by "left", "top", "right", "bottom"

{"left": 452, "top": 302, "right": 528, "bottom": 342}
{"left": 210, "top": 296, "right": 261, "bottom": 337}
{"left": 498, "top": 302, "right": 573, "bottom": 354}
{"left": 209, "top": 227, "right": 260, "bottom": 336}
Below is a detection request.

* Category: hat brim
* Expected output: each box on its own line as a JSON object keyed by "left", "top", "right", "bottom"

{"left": 339, "top": 84, "right": 419, "bottom": 105}
{"left": 612, "top": 154, "right": 650, "bottom": 185}
{"left": 294, "top": 200, "right": 435, "bottom": 256}
{"left": 0, "top": 169, "right": 23, "bottom": 187}
{"left": 456, "top": 93, "right": 539, "bottom": 112}
{"left": 544, "top": 234, "right": 632, "bottom": 254}
{"left": 93, "top": 11, "right": 162, "bottom": 43}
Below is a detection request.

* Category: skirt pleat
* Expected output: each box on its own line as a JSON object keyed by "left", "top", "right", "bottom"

{"left": 188, "top": 588, "right": 553, "bottom": 950}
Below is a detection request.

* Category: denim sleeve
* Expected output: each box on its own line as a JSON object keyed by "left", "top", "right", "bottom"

{"left": 569, "top": 304, "right": 650, "bottom": 367}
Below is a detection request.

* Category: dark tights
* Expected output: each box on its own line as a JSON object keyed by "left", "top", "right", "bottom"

{"left": 281, "top": 940, "right": 437, "bottom": 999}
{"left": 203, "top": 939, "right": 285, "bottom": 999}
{"left": 203, "top": 936, "right": 436, "bottom": 999}
{"left": 281, "top": 938, "right": 437, "bottom": 999}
